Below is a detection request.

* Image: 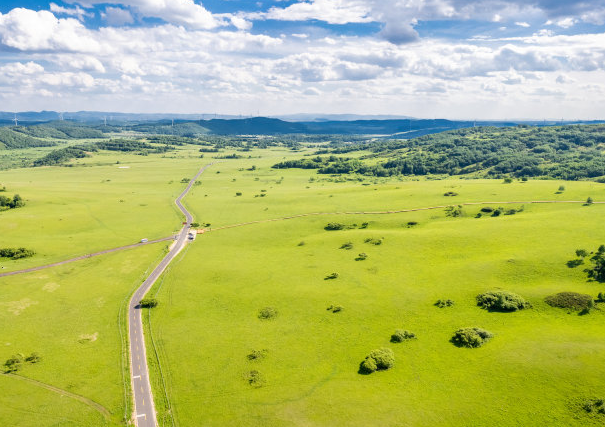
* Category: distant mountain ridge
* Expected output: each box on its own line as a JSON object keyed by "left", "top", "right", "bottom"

{"left": 1, "top": 111, "right": 604, "bottom": 139}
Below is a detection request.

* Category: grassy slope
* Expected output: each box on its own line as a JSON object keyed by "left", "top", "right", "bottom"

{"left": 0, "top": 146, "right": 205, "bottom": 425}
{"left": 0, "top": 245, "right": 166, "bottom": 426}
{"left": 148, "top": 155, "right": 605, "bottom": 426}
{"left": 0, "top": 147, "right": 204, "bottom": 272}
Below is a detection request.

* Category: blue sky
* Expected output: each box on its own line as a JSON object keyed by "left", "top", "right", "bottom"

{"left": 1, "top": 1, "right": 604, "bottom": 119}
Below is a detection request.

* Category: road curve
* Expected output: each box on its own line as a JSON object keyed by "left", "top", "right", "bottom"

{"left": 128, "top": 163, "right": 213, "bottom": 427}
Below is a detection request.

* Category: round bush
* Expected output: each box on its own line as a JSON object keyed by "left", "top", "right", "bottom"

{"left": 476, "top": 291, "right": 530, "bottom": 311}
{"left": 257, "top": 307, "right": 278, "bottom": 320}
{"left": 451, "top": 327, "right": 493, "bottom": 348}
{"left": 390, "top": 330, "right": 416, "bottom": 343}
{"left": 360, "top": 348, "right": 395, "bottom": 374}
{"left": 545, "top": 292, "right": 594, "bottom": 311}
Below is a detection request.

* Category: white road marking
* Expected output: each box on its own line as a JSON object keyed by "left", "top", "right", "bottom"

{"left": 136, "top": 413, "right": 146, "bottom": 418}
{"left": 133, "top": 375, "right": 141, "bottom": 379}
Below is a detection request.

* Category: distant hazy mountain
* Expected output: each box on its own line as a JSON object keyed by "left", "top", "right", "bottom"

{"left": 274, "top": 114, "right": 415, "bottom": 122}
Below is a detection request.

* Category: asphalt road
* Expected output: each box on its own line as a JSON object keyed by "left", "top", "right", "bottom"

{"left": 129, "top": 163, "right": 214, "bottom": 427}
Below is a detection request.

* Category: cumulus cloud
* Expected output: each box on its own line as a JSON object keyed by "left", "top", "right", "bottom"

{"left": 66, "top": 0, "right": 222, "bottom": 29}
{"left": 0, "top": 8, "right": 100, "bottom": 52}
{"left": 102, "top": 7, "right": 134, "bottom": 26}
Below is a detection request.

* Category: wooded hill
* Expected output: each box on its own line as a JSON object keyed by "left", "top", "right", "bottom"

{"left": 273, "top": 124, "right": 605, "bottom": 181}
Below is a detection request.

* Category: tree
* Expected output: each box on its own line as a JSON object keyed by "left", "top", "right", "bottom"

{"left": 586, "top": 197, "right": 594, "bottom": 205}
{"left": 139, "top": 298, "right": 158, "bottom": 308}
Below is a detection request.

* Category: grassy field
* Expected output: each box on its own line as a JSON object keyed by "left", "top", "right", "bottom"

{"left": 0, "top": 145, "right": 204, "bottom": 425}
{"left": 147, "top": 156, "right": 605, "bottom": 426}
{"left": 3, "top": 143, "right": 605, "bottom": 426}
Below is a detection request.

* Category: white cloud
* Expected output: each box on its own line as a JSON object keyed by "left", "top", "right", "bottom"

{"left": 262, "top": 0, "right": 372, "bottom": 25}
{"left": 49, "top": 3, "right": 93, "bottom": 21}
{"left": 102, "top": 7, "right": 134, "bottom": 26}
{"left": 515, "top": 21, "right": 530, "bottom": 27}
{"left": 66, "top": 0, "right": 222, "bottom": 29}
{"left": 0, "top": 8, "right": 101, "bottom": 52}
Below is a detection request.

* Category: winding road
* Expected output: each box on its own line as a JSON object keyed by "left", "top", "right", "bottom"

{"left": 128, "top": 163, "right": 214, "bottom": 427}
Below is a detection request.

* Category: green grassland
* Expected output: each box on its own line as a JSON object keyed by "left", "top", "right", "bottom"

{"left": 0, "top": 245, "right": 166, "bottom": 426}
{"left": 2, "top": 141, "right": 605, "bottom": 426}
{"left": 147, "top": 156, "right": 605, "bottom": 426}
{"left": 0, "top": 144, "right": 206, "bottom": 425}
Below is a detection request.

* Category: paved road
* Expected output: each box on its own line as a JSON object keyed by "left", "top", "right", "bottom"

{"left": 0, "top": 237, "right": 174, "bottom": 279}
{"left": 129, "top": 163, "right": 213, "bottom": 427}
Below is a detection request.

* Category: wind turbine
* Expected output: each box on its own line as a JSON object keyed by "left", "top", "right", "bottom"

{"left": 59, "top": 112, "right": 64, "bottom": 121}
{"left": 13, "top": 114, "right": 18, "bottom": 127}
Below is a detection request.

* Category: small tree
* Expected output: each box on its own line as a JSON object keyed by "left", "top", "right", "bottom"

{"left": 139, "top": 298, "right": 158, "bottom": 308}
{"left": 586, "top": 197, "right": 594, "bottom": 205}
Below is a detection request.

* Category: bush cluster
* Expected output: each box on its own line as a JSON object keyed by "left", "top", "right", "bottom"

{"left": 257, "top": 307, "right": 278, "bottom": 320}
{"left": 3, "top": 352, "right": 41, "bottom": 373}
{"left": 434, "top": 299, "right": 454, "bottom": 308}
{"left": 443, "top": 191, "right": 458, "bottom": 196}
{"left": 583, "top": 399, "right": 605, "bottom": 414}
{"left": 0, "top": 247, "right": 35, "bottom": 259}
{"left": 390, "top": 330, "right": 416, "bottom": 343}
{"left": 355, "top": 253, "right": 368, "bottom": 261}
{"left": 451, "top": 327, "right": 493, "bottom": 348}
{"left": 545, "top": 292, "right": 594, "bottom": 311}
{"left": 325, "top": 223, "right": 346, "bottom": 230}
{"left": 476, "top": 291, "right": 531, "bottom": 312}
{"left": 324, "top": 272, "right": 339, "bottom": 280}
{"left": 359, "top": 348, "right": 395, "bottom": 374}
{"left": 364, "top": 237, "right": 383, "bottom": 245}
{"left": 0, "top": 194, "right": 24, "bottom": 210}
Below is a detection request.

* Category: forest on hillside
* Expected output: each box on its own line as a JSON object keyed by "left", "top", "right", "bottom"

{"left": 273, "top": 125, "right": 605, "bottom": 180}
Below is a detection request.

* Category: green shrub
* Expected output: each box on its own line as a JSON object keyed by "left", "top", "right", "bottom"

{"left": 480, "top": 207, "right": 494, "bottom": 213}
{"left": 445, "top": 205, "right": 463, "bottom": 217}
{"left": 390, "top": 330, "right": 416, "bottom": 343}
{"left": 3, "top": 355, "right": 23, "bottom": 373}
{"left": 451, "top": 327, "right": 493, "bottom": 348}
{"left": 586, "top": 197, "right": 594, "bottom": 205}
{"left": 585, "top": 244, "right": 605, "bottom": 282}
{"left": 583, "top": 398, "right": 605, "bottom": 414}
{"left": 325, "top": 223, "right": 346, "bottom": 230}
{"left": 364, "top": 237, "right": 383, "bottom": 245}
{"left": 139, "top": 298, "right": 158, "bottom": 308}
{"left": 257, "top": 307, "right": 278, "bottom": 320}
{"left": 355, "top": 253, "right": 368, "bottom": 261}
{"left": 435, "top": 299, "right": 454, "bottom": 308}
{"left": 235, "top": 192, "right": 242, "bottom": 196}
{"left": 545, "top": 292, "right": 594, "bottom": 311}
{"left": 443, "top": 191, "right": 458, "bottom": 196}
{"left": 0, "top": 247, "right": 35, "bottom": 259}
{"left": 476, "top": 291, "right": 531, "bottom": 312}
{"left": 326, "top": 304, "right": 343, "bottom": 313}
{"left": 340, "top": 242, "right": 353, "bottom": 250}
{"left": 25, "top": 352, "right": 41, "bottom": 364}
{"left": 359, "top": 348, "right": 395, "bottom": 374}
{"left": 246, "top": 350, "right": 267, "bottom": 361}
{"left": 406, "top": 221, "right": 418, "bottom": 227}
{"left": 359, "top": 222, "right": 369, "bottom": 229}
{"left": 244, "top": 370, "right": 265, "bottom": 388}
{"left": 597, "top": 292, "right": 605, "bottom": 302}
{"left": 503, "top": 177, "right": 513, "bottom": 183}
{"left": 324, "top": 272, "right": 339, "bottom": 280}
